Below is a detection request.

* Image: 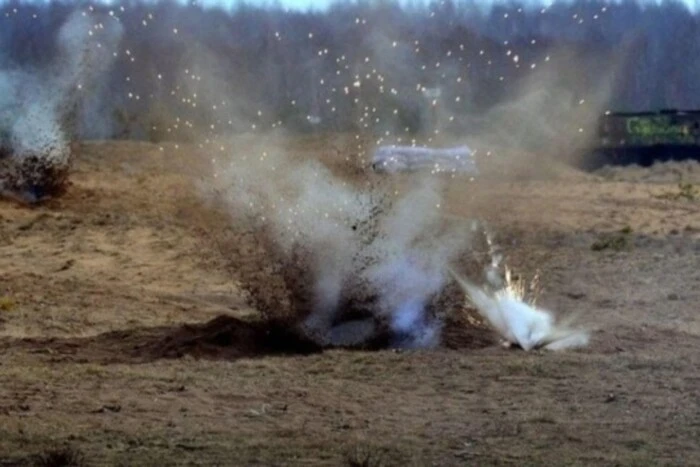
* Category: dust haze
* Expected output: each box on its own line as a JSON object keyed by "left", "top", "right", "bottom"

{"left": 0, "top": 0, "right": 684, "bottom": 343}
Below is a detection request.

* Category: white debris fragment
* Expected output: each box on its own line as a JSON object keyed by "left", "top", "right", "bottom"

{"left": 371, "top": 145, "right": 478, "bottom": 174}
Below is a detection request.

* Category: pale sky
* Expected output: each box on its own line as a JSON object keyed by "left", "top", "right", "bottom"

{"left": 207, "top": 0, "right": 699, "bottom": 14}
{"left": 221, "top": 0, "right": 387, "bottom": 11}
{"left": 260, "top": 0, "right": 337, "bottom": 10}
{"left": 82, "top": 0, "right": 699, "bottom": 13}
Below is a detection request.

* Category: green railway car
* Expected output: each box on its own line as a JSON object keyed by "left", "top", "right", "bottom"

{"left": 585, "top": 109, "right": 700, "bottom": 169}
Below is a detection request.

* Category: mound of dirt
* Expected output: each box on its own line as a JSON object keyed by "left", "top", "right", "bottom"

{"left": 138, "top": 315, "right": 325, "bottom": 360}
{"left": 138, "top": 311, "right": 495, "bottom": 360}
{"left": 0, "top": 311, "right": 496, "bottom": 365}
{"left": 0, "top": 146, "right": 72, "bottom": 203}
{"left": 0, "top": 316, "right": 326, "bottom": 364}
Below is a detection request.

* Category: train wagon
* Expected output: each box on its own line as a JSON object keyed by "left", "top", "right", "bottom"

{"left": 585, "top": 109, "right": 700, "bottom": 169}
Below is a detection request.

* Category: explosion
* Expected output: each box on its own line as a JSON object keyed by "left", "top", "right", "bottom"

{"left": 201, "top": 137, "right": 486, "bottom": 349}
{"left": 0, "top": 11, "right": 123, "bottom": 203}
{"left": 0, "top": 2, "right": 596, "bottom": 353}
{"left": 450, "top": 266, "right": 590, "bottom": 351}
{"left": 202, "top": 136, "right": 589, "bottom": 351}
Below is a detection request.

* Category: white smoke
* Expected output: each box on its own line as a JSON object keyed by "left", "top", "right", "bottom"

{"left": 2, "top": 11, "right": 123, "bottom": 166}
{"left": 10, "top": 89, "right": 66, "bottom": 159}
{"left": 358, "top": 178, "right": 463, "bottom": 347}
{"left": 449, "top": 267, "right": 590, "bottom": 351}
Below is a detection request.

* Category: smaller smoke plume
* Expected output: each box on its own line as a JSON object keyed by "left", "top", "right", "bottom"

{"left": 0, "top": 10, "right": 123, "bottom": 200}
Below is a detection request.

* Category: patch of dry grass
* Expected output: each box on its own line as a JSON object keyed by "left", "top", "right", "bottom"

{"left": 655, "top": 181, "right": 699, "bottom": 201}
{"left": 591, "top": 226, "right": 633, "bottom": 252}
{"left": 0, "top": 295, "right": 16, "bottom": 311}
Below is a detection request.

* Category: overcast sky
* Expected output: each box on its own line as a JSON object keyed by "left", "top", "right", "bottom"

{"left": 60, "top": 0, "right": 698, "bottom": 14}
{"left": 197, "top": 0, "right": 699, "bottom": 13}
{"left": 208, "top": 0, "right": 385, "bottom": 11}
{"left": 261, "top": 0, "right": 336, "bottom": 10}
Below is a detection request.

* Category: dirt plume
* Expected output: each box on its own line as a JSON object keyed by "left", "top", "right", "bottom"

{"left": 195, "top": 138, "right": 498, "bottom": 350}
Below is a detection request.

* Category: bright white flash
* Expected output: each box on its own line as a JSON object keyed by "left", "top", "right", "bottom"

{"left": 449, "top": 268, "right": 589, "bottom": 351}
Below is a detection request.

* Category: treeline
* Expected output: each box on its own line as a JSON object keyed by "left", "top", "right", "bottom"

{"left": 0, "top": 0, "right": 698, "bottom": 141}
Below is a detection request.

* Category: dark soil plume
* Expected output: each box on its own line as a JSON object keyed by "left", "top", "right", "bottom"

{"left": 0, "top": 147, "right": 72, "bottom": 203}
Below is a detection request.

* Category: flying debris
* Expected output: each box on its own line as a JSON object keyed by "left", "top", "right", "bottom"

{"left": 371, "top": 145, "right": 478, "bottom": 174}
{"left": 449, "top": 268, "right": 590, "bottom": 351}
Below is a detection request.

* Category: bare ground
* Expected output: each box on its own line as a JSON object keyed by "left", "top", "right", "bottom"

{"left": 1, "top": 138, "right": 699, "bottom": 466}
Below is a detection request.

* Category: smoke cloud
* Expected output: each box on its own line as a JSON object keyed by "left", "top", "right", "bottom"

{"left": 0, "top": 10, "right": 123, "bottom": 199}
{"left": 205, "top": 135, "right": 476, "bottom": 348}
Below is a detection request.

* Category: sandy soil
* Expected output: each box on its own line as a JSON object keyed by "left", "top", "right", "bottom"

{"left": 1, "top": 138, "right": 700, "bottom": 466}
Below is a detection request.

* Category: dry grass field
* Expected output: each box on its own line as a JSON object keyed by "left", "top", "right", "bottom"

{"left": 1, "top": 137, "right": 699, "bottom": 465}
